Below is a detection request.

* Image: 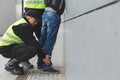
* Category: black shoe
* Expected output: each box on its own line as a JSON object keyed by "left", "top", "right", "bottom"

{"left": 37, "top": 65, "right": 42, "bottom": 69}
{"left": 37, "top": 62, "right": 43, "bottom": 69}
{"left": 21, "top": 61, "right": 33, "bottom": 69}
{"left": 42, "top": 67, "right": 60, "bottom": 74}
{"left": 5, "top": 59, "right": 24, "bottom": 75}
{"left": 5, "top": 64, "right": 24, "bottom": 75}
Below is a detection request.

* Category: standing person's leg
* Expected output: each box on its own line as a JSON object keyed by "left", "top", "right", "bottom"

{"left": 43, "top": 12, "right": 61, "bottom": 56}
{"left": 37, "top": 11, "right": 47, "bottom": 69}
{"left": 37, "top": 12, "right": 61, "bottom": 73}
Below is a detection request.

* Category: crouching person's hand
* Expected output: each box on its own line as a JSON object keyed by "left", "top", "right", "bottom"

{"left": 43, "top": 55, "right": 51, "bottom": 65}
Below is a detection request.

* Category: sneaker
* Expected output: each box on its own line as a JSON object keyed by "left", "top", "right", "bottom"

{"left": 5, "top": 59, "right": 24, "bottom": 75}
{"left": 5, "top": 64, "right": 24, "bottom": 75}
{"left": 42, "top": 67, "right": 60, "bottom": 74}
{"left": 21, "top": 61, "right": 33, "bottom": 69}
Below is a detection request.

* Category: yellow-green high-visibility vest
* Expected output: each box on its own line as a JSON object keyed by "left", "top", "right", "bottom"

{"left": 0, "top": 18, "right": 28, "bottom": 46}
{"left": 25, "top": 0, "right": 46, "bottom": 9}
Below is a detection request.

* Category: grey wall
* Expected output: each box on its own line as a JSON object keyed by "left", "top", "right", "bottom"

{"left": 65, "top": 0, "right": 114, "bottom": 19}
{"left": 59, "top": 0, "right": 120, "bottom": 80}
{"left": 0, "top": 0, "right": 16, "bottom": 35}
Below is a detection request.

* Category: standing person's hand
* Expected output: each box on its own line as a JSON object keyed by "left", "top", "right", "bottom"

{"left": 43, "top": 55, "right": 51, "bottom": 65}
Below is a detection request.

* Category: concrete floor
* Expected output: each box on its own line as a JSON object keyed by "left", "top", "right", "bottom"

{"left": 0, "top": 53, "right": 65, "bottom": 80}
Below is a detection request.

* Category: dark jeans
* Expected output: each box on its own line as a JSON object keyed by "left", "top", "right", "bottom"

{"left": 0, "top": 44, "right": 37, "bottom": 62}
{"left": 38, "top": 11, "right": 61, "bottom": 70}
{"left": 39, "top": 11, "right": 61, "bottom": 56}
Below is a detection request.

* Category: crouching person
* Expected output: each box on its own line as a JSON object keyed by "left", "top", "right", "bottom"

{"left": 0, "top": 10, "right": 43, "bottom": 75}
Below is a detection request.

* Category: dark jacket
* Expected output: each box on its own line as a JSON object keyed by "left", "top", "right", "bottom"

{"left": 0, "top": 17, "right": 43, "bottom": 58}
{"left": 24, "top": 8, "right": 45, "bottom": 39}
{"left": 12, "top": 17, "right": 42, "bottom": 53}
{"left": 13, "top": 18, "right": 38, "bottom": 45}
{"left": 45, "top": 0, "right": 65, "bottom": 15}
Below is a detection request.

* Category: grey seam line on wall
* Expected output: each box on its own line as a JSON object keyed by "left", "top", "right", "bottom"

{"left": 62, "top": 0, "right": 120, "bottom": 23}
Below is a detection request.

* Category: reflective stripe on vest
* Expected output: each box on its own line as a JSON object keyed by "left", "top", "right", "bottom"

{"left": 0, "top": 18, "right": 27, "bottom": 46}
{"left": 26, "top": 0, "right": 46, "bottom": 9}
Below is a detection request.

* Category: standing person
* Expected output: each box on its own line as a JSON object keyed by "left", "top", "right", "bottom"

{"left": 21, "top": 0, "right": 46, "bottom": 69}
{"left": 0, "top": 10, "right": 43, "bottom": 75}
{"left": 37, "top": 0, "right": 65, "bottom": 74}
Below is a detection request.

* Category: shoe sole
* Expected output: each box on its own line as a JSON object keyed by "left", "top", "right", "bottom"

{"left": 5, "top": 67, "right": 10, "bottom": 71}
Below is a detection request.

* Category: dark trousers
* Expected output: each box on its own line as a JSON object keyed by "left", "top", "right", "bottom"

{"left": 0, "top": 44, "right": 37, "bottom": 62}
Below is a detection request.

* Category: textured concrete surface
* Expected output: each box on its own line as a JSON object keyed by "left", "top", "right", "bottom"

{"left": 0, "top": 55, "right": 65, "bottom": 80}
